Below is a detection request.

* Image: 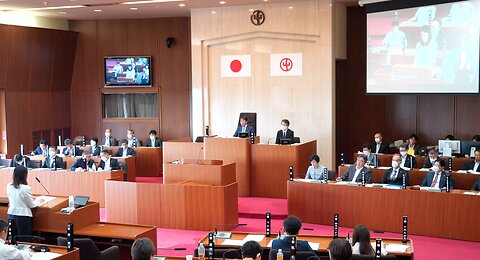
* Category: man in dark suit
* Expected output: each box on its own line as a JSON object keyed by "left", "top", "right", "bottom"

{"left": 423, "top": 149, "right": 439, "bottom": 169}
{"left": 101, "top": 128, "right": 118, "bottom": 147}
{"left": 233, "top": 117, "right": 254, "bottom": 137}
{"left": 146, "top": 130, "right": 162, "bottom": 147}
{"left": 336, "top": 154, "right": 372, "bottom": 183}
{"left": 13, "top": 154, "right": 30, "bottom": 168}
{"left": 275, "top": 119, "right": 294, "bottom": 144}
{"left": 43, "top": 146, "right": 65, "bottom": 169}
{"left": 421, "top": 159, "right": 455, "bottom": 189}
{"left": 126, "top": 129, "right": 143, "bottom": 147}
{"left": 406, "top": 134, "right": 421, "bottom": 155}
{"left": 381, "top": 154, "right": 410, "bottom": 185}
{"left": 98, "top": 150, "right": 120, "bottom": 171}
{"left": 89, "top": 137, "right": 101, "bottom": 156}
{"left": 462, "top": 149, "right": 480, "bottom": 173}
{"left": 271, "top": 216, "right": 314, "bottom": 253}
{"left": 114, "top": 139, "right": 137, "bottom": 157}
{"left": 70, "top": 152, "right": 96, "bottom": 172}
{"left": 62, "top": 139, "right": 82, "bottom": 157}
{"left": 399, "top": 144, "right": 416, "bottom": 169}
{"left": 31, "top": 140, "right": 48, "bottom": 156}
{"left": 368, "top": 133, "right": 391, "bottom": 154}
{"left": 472, "top": 177, "right": 480, "bottom": 191}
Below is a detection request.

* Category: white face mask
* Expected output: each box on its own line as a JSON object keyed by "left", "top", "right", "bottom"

{"left": 391, "top": 161, "right": 399, "bottom": 168}
{"left": 127, "top": 134, "right": 133, "bottom": 139}
{"left": 122, "top": 145, "right": 128, "bottom": 150}
{"left": 363, "top": 151, "right": 370, "bottom": 156}
{"left": 105, "top": 133, "right": 111, "bottom": 137}
{"left": 150, "top": 136, "right": 156, "bottom": 140}
{"left": 432, "top": 166, "right": 440, "bottom": 173}
{"left": 375, "top": 138, "right": 381, "bottom": 143}
{"left": 281, "top": 125, "right": 288, "bottom": 131}
{"left": 101, "top": 156, "right": 107, "bottom": 162}
{"left": 90, "top": 141, "right": 96, "bottom": 146}
{"left": 49, "top": 151, "right": 56, "bottom": 157}
{"left": 400, "top": 151, "right": 407, "bottom": 157}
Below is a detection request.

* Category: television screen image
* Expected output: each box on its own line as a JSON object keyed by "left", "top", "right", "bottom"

{"left": 104, "top": 56, "right": 151, "bottom": 87}
{"left": 366, "top": 1, "right": 480, "bottom": 94}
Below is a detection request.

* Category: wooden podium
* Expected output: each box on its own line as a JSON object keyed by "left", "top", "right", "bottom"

{"left": 250, "top": 140, "right": 317, "bottom": 198}
{"left": 163, "top": 160, "right": 236, "bottom": 186}
{"left": 135, "top": 147, "right": 163, "bottom": 177}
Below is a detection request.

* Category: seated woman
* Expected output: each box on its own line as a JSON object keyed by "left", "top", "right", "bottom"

{"left": 352, "top": 224, "right": 387, "bottom": 256}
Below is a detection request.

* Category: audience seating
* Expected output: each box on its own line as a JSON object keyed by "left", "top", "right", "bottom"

{"left": 57, "top": 237, "right": 119, "bottom": 260}
{"left": 0, "top": 159, "right": 12, "bottom": 167}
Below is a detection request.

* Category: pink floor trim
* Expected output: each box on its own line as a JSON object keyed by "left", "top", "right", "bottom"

{"left": 135, "top": 177, "right": 163, "bottom": 183}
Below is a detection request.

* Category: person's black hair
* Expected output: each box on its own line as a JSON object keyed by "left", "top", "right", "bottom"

{"left": 128, "top": 129, "right": 135, "bottom": 134}
{"left": 409, "top": 134, "right": 418, "bottom": 141}
{"left": 49, "top": 146, "right": 56, "bottom": 151}
{"left": 362, "top": 144, "right": 370, "bottom": 150}
{"left": 149, "top": 130, "right": 157, "bottom": 136}
{"left": 353, "top": 224, "right": 374, "bottom": 255}
{"left": 428, "top": 149, "right": 437, "bottom": 155}
{"left": 399, "top": 144, "right": 408, "bottom": 150}
{"left": 475, "top": 148, "right": 480, "bottom": 153}
{"left": 101, "top": 149, "right": 112, "bottom": 155}
{"left": 90, "top": 137, "right": 98, "bottom": 143}
{"left": 281, "top": 119, "right": 290, "bottom": 126}
{"left": 14, "top": 154, "right": 23, "bottom": 162}
{"left": 310, "top": 154, "right": 320, "bottom": 163}
{"left": 64, "top": 139, "right": 72, "bottom": 146}
{"left": 240, "top": 117, "right": 249, "bottom": 122}
{"left": 241, "top": 240, "right": 262, "bottom": 259}
{"left": 420, "top": 25, "right": 431, "bottom": 46}
{"left": 131, "top": 238, "right": 155, "bottom": 260}
{"left": 444, "top": 135, "right": 455, "bottom": 140}
{"left": 436, "top": 159, "right": 446, "bottom": 168}
{"left": 121, "top": 139, "right": 128, "bottom": 145}
{"left": 0, "top": 219, "right": 8, "bottom": 233}
{"left": 472, "top": 135, "right": 480, "bottom": 141}
{"left": 328, "top": 238, "right": 352, "bottom": 260}
{"left": 283, "top": 215, "right": 302, "bottom": 235}
{"left": 357, "top": 154, "right": 368, "bottom": 162}
{"left": 39, "top": 140, "right": 48, "bottom": 145}
{"left": 12, "top": 166, "right": 28, "bottom": 189}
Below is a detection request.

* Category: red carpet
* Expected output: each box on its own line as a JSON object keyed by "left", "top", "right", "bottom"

{"left": 135, "top": 177, "right": 163, "bottom": 183}
{"left": 100, "top": 198, "right": 480, "bottom": 259}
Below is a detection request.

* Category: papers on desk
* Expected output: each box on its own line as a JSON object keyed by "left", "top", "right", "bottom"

{"left": 419, "top": 187, "right": 441, "bottom": 192}
{"left": 377, "top": 166, "right": 390, "bottom": 170}
{"left": 222, "top": 235, "right": 266, "bottom": 246}
{"left": 385, "top": 244, "right": 409, "bottom": 253}
{"left": 456, "top": 170, "right": 468, "bottom": 173}
{"left": 265, "top": 240, "right": 319, "bottom": 250}
{"left": 35, "top": 195, "right": 56, "bottom": 206}
{"left": 244, "top": 234, "right": 265, "bottom": 242}
{"left": 333, "top": 181, "right": 350, "bottom": 185}
{"left": 295, "top": 179, "right": 325, "bottom": 184}
{"left": 31, "top": 252, "right": 62, "bottom": 260}
{"left": 463, "top": 191, "right": 479, "bottom": 195}
{"left": 419, "top": 168, "right": 431, "bottom": 171}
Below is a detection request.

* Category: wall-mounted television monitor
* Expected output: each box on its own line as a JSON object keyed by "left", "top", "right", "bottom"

{"left": 104, "top": 56, "right": 151, "bottom": 87}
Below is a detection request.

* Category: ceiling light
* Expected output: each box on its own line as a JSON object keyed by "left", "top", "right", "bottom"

{"left": 179, "top": 3, "right": 185, "bottom": 7}
{"left": 120, "top": 0, "right": 183, "bottom": 5}
{"left": 130, "top": 7, "right": 138, "bottom": 10}
{"left": 249, "top": 9, "right": 254, "bottom": 12}
{"left": 288, "top": 6, "right": 293, "bottom": 9}
{"left": 219, "top": 1, "right": 226, "bottom": 4}
{"left": 211, "top": 11, "right": 216, "bottom": 14}
{"left": 94, "top": 9, "right": 102, "bottom": 12}
{"left": 59, "top": 11, "right": 68, "bottom": 14}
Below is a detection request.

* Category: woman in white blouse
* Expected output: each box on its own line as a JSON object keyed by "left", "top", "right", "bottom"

{"left": 7, "top": 166, "right": 43, "bottom": 240}
{"left": 352, "top": 224, "right": 387, "bottom": 256}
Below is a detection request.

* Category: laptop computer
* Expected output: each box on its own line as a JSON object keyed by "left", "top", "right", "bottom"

{"left": 73, "top": 196, "right": 90, "bottom": 209}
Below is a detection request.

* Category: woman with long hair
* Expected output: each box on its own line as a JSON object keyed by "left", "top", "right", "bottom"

{"left": 352, "top": 224, "right": 387, "bottom": 256}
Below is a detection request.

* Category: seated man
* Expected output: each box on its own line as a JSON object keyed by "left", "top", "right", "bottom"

{"left": 127, "top": 129, "right": 142, "bottom": 147}
{"left": 42, "top": 146, "right": 65, "bottom": 169}
{"left": 31, "top": 140, "right": 48, "bottom": 156}
{"left": 406, "top": 134, "right": 421, "bottom": 155}
{"left": 98, "top": 150, "right": 120, "bottom": 171}
{"left": 382, "top": 154, "right": 410, "bottom": 186}
{"left": 462, "top": 149, "right": 480, "bottom": 173}
{"left": 114, "top": 139, "right": 137, "bottom": 157}
{"left": 13, "top": 154, "right": 30, "bottom": 168}
{"left": 271, "top": 215, "right": 314, "bottom": 252}
{"left": 336, "top": 154, "right": 372, "bottom": 183}
{"left": 368, "top": 133, "right": 390, "bottom": 154}
{"left": 146, "top": 130, "right": 163, "bottom": 147}
{"left": 89, "top": 137, "right": 101, "bottom": 156}
{"left": 241, "top": 241, "right": 262, "bottom": 260}
{"left": 399, "top": 144, "right": 416, "bottom": 169}
{"left": 275, "top": 119, "right": 294, "bottom": 144}
{"left": 421, "top": 159, "right": 455, "bottom": 189}
{"left": 423, "top": 149, "right": 439, "bottom": 169}
{"left": 0, "top": 219, "right": 31, "bottom": 259}
{"left": 305, "top": 154, "right": 327, "bottom": 180}
{"left": 131, "top": 237, "right": 155, "bottom": 260}
{"left": 472, "top": 177, "right": 480, "bottom": 191}
{"left": 70, "top": 151, "right": 96, "bottom": 172}
{"left": 102, "top": 128, "right": 118, "bottom": 147}
{"left": 233, "top": 117, "right": 254, "bottom": 137}
{"left": 361, "top": 144, "right": 376, "bottom": 167}
{"left": 62, "top": 139, "right": 82, "bottom": 157}
{"left": 328, "top": 238, "right": 352, "bottom": 260}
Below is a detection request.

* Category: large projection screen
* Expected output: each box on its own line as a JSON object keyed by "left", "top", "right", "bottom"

{"left": 367, "top": 0, "right": 480, "bottom": 94}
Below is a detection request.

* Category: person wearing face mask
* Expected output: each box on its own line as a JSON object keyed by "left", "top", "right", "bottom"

{"left": 381, "top": 154, "right": 410, "bottom": 186}
{"left": 423, "top": 149, "right": 439, "bottom": 169}
{"left": 13, "top": 154, "right": 31, "bottom": 168}
{"left": 42, "top": 146, "right": 65, "bottom": 169}
{"left": 70, "top": 152, "right": 96, "bottom": 172}
{"left": 31, "top": 140, "right": 48, "bottom": 156}
{"left": 62, "top": 139, "right": 82, "bottom": 157}
{"left": 336, "top": 154, "right": 372, "bottom": 183}
{"left": 145, "top": 130, "right": 162, "bottom": 148}
{"left": 275, "top": 119, "right": 294, "bottom": 144}
{"left": 98, "top": 150, "right": 120, "bottom": 171}
{"left": 89, "top": 137, "right": 101, "bottom": 156}
{"left": 361, "top": 144, "right": 376, "bottom": 167}
{"left": 461, "top": 149, "right": 480, "bottom": 173}
{"left": 368, "top": 133, "right": 391, "bottom": 154}
{"left": 399, "top": 144, "right": 416, "bottom": 170}
{"left": 421, "top": 159, "right": 455, "bottom": 189}
{"left": 114, "top": 139, "right": 137, "bottom": 157}
{"left": 101, "top": 128, "right": 118, "bottom": 147}
{"left": 305, "top": 154, "right": 327, "bottom": 180}
{"left": 406, "top": 134, "right": 421, "bottom": 155}
{"left": 126, "top": 129, "right": 142, "bottom": 147}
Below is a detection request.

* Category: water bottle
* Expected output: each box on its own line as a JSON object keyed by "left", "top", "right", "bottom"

{"left": 68, "top": 196, "right": 74, "bottom": 212}
{"left": 277, "top": 249, "right": 283, "bottom": 260}
{"left": 198, "top": 243, "right": 205, "bottom": 260}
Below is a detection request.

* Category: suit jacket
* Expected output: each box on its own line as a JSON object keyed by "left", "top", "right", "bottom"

{"left": 340, "top": 165, "right": 372, "bottom": 183}
{"left": 462, "top": 161, "right": 480, "bottom": 172}
{"left": 271, "top": 236, "right": 314, "bottom": 252}
{"left": 472, "top": 177, "right": 480, "bottom": 191}
{"left": 401, "top": 154, "right": 416, "bottom": 169}
{"left": 62, "top": 146, "right": 82, "bottom": 157}
{"left": 42, "top": 156, "right": 65, "bottom": 169}
{"left": 421, "top": 171, "right": 455, "bottom": 189}
{"left": 368, "top": 141, "right": 391, "bottom": 154}
{"left": 381, "top": 167, "right": 410, "bottom": 186}
{"left": 408, "top": 145, "right": 422, "bottom": 155}
{"left": 98, "top": 158, "right": 120, "bottom": 170}
{"left": 127, "top": 138, "right": 143, "bottom": 147}
{"left": 32, "top": 146, "right": 48, "bottom": 156}
{"left": 275, "top": 129, "right": 294, "bottom": 144}
{"left": 146, "top": 138, "right": 163, "bottom": 147}
{"left": 114, "top": 147, "right": 136, "bottom": 157}
{"left": 423, "top": 157, "right": 439, "bottom": 169}
{"left": 233, "top": 125, "right": 254, "bottom": 137}
{"left": 90, "top": 146, "right": 101, "bottom": 156}
{"left": 101, "top": 136, "right": 118, "bottom": 147}
{"left": 365, "top": 153, "right": 377, "bottom": 167}
{"left": 13, "top": 157, "right": 31, "bottom": 168}
{"left": 70, "top": 158, "right": 95, "bottom": 171}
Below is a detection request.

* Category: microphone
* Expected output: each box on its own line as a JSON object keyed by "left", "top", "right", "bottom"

{"left": 196, "top": 147, "right": 204, "bottom": 164}
{"left": 302, "top": 227, "right": 314, "bottom": 231}
{"left": 214, "top": 223, "right": 247, "bottom": 239}
{"left": 35, "top": 177, "right": 50, "bottom": 195}
{"left": 267, "top": 137, "right": 276, "bottom": 144}
{"left": 157, "top": 247, "right": 187, "bottom": 250}
{"left": 347, "top": 231, "right": 352, "bottom": 245}
{"left": 205, "top": 125, "right": 209, "bottom": 136}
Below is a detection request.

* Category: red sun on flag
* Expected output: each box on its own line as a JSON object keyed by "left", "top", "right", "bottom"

{"left": 230, "top": 60, "right": 242, "bottom": 73}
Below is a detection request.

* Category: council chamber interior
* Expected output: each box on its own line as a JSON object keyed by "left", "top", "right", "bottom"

{"left": 0, "top": 0, "right": 479, "bottom": 260}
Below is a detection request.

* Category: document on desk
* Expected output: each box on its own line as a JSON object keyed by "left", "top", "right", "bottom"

{"left": 31, "top": 252, "right": 62, "bottom": 260}
{"left": 222, "top": 239, "right": 245, "bottom": 246}
{"left": 333, "top": 182, "right": 350, "bottom": 185}
{"left": 385, "top": 244, "right": 409, "bottom": 253}
{"left": 243, "top": 234, "right": 265, "bottom": 242}
{"left": 307, "top": 242, "right": 319, "bottom": 250}
{"left": 463, "top": 191, "right": 479, "bottom": 195}
{"left": 35, "top": 195, "right": 56, "bottom": 206}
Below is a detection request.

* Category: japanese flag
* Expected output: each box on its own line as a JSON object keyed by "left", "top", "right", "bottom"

{"left": 270, "top": 53, "right": 303, "bottom": 77}
{"left": 221, "top": 55, "right": 252, "bottom": 78}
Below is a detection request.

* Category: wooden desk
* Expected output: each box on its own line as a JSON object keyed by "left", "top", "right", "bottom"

{"left": 22, "top": 243, "right": 80, "bottom": 260}
{"left": 135, "top": 147, "right": 163, "bottom": 177}
{"left": 198, "top": 232, "right": 414, "bottom": 259}
{"left": 60, "top": 156, "right": 136, "bottom": 182}
{"left": 337, "top": 165, "right": 479, "bottom": 190}
{"left": 163, "top": 162, "right": 236, "bottom": 186}
{"left": 0, "top": 168, "right": 123, "bottom": 207}
{"left": 76, "top": 222, "right": 157, "bottom": 246}
{"left": 104, "top": 180, "right": 238, "bottom": 230}
{"left": 250, "top": 141, "right": 317, "bottom": 198}
{"left": 163, "top": 141, "right": 204, "bottom": 163}
{"left": 288, "top": 181, "right": 480, "bottom": 242}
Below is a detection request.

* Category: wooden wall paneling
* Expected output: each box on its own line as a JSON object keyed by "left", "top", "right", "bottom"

{"left": 28, "top": 91, "right": 53, "bottom": 132}
{"left": 5, "top": 26, "right": 34, "bottom": 92}
{"left": 51, "top": 91, "right": 72, "bottom": 131}
{"left": 5, "top": 92, "right": 32, "bottom": 155}
{"left": 126, "top": 19, "right": 158, "bottom": 59}
{"left": 454, "top": 96, "right": 480, "bottom": 140}
{"left": 0, "top": 90, "right": 6, "bottom": 154}
{"left": 97, "top": 20, "right": 127, "bottom": 87}
{"left": 126, "top": 119, "right": 160, "bottom": 143}
{"left": 162, "top": 141, "right": 204, "bottom": 163}
{"left": 71, "top": 89, "right": 102, "bottom": 138}
{"left": 0, "top": 25, "right": 12, "bottom": 90}
{"left": 28, "top": 28, "right": 56, "bottom": 91}
{"left": 51, "top": 30, "right": 78, "bottom": 91}
{"left": 384, "top": 95, "right": 418, "bottom": 143}
{"left": 105, "top": 180, "right": 139, "bottom": 224}
{"left": 161, "top": 88, "right": 190, "bottom": 140}
{"left": 417, "top": 96, "right": 454, "bottom": 145}
{"left": 102, "top": 120, "right": 130, "bottom": 141}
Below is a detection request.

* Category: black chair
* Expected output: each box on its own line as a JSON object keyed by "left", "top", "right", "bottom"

{"left": 269, "top": 249, "right": 318, "bottom": 260}
{"left": 0, "top": 159, "right": 12, "bottom": 167}
{"left": 351, "top": 254, "right": 397, "bottom": 260}
{"left": 57, "top": 237, "right": 119, "bottom": 260}
{"left": 328, "top": 170, "right": 337, "bottom": 181}
{"left": 15, "top": 235, "right": 46, "bottom": 243}
{"left": 293, "top": 137, "right": 301, "bottom": 144}
{"left": 222, "top": 249, "right": 242, "bottom": 260}
{"left": 238, "top": 112, "right": 257, "bottom": 135}
{"left": 29, "top": 160, "right": 42, "bottom": 168}
{"left": 194, "top": 248, "right": 243, "bottom": 259}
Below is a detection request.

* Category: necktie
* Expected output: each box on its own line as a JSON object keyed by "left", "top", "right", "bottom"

{"left": 283, "top": 131, "right": 286, "bottom": 137}
{"left": 431, "top": 173, "right": 440, "bottom": 187}
{"left": 475, "top": 162, "right": 480, "bottom": 172}
{"left": 391, "top": 170, "right": 397, "bottom": 181}
{"left": 106, "top": 137, "right": 109, "bottom": 146}
{"left": 242, "top": 127, "right": 245, "bottom": 132}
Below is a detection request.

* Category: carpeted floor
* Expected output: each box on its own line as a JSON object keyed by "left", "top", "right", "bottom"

{"left": 101, "top": 196, "right": 480, "bottom": 259}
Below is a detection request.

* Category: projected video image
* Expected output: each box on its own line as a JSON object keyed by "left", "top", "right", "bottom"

{"left": 367, "top": 1, "right": 480, "bottom": 93}
{"left": 105, "top": 57, "right": 151, "bottom": 87}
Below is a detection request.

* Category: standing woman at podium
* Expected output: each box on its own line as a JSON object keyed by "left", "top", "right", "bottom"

{"left": 6, "top": 166, "right": 44, "bottom": 240}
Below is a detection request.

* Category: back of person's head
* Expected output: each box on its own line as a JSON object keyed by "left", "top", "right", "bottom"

{"left": 310, "top": 154, "right": 320, "bottom": 163}
{"left": 328, "top": 238, "right": 352, "bottom": 260}
{"left": 472, "top": 135, "right": 480, "bottom": 141}
{"left": 241, "top": 240, "right": 262, "bottom": 259}
{"left": 14, "top": 154, "right": 23, "bottom": 162}
{"left": 353, "top": 224, "right": 374, "bottom": 255}
{"left": 0, "top": 219, "right": 8, "bottom": 233}
{"left": 13, "top": 166, "right": 28, "bottom": 189}
{"left": 444, "top": 134, "right": 454, "bottom": 140}
{"left": 131, "top": 237, "right": 155, "bottom": 260}
{"left": 64, "top": 139, "right": 72, "bottom": 146}
{"left": 436, "top": 159, "right": 446, "bottom": 168}
{"left": 283, "top": 215, "right": 302, "bottom": 235}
